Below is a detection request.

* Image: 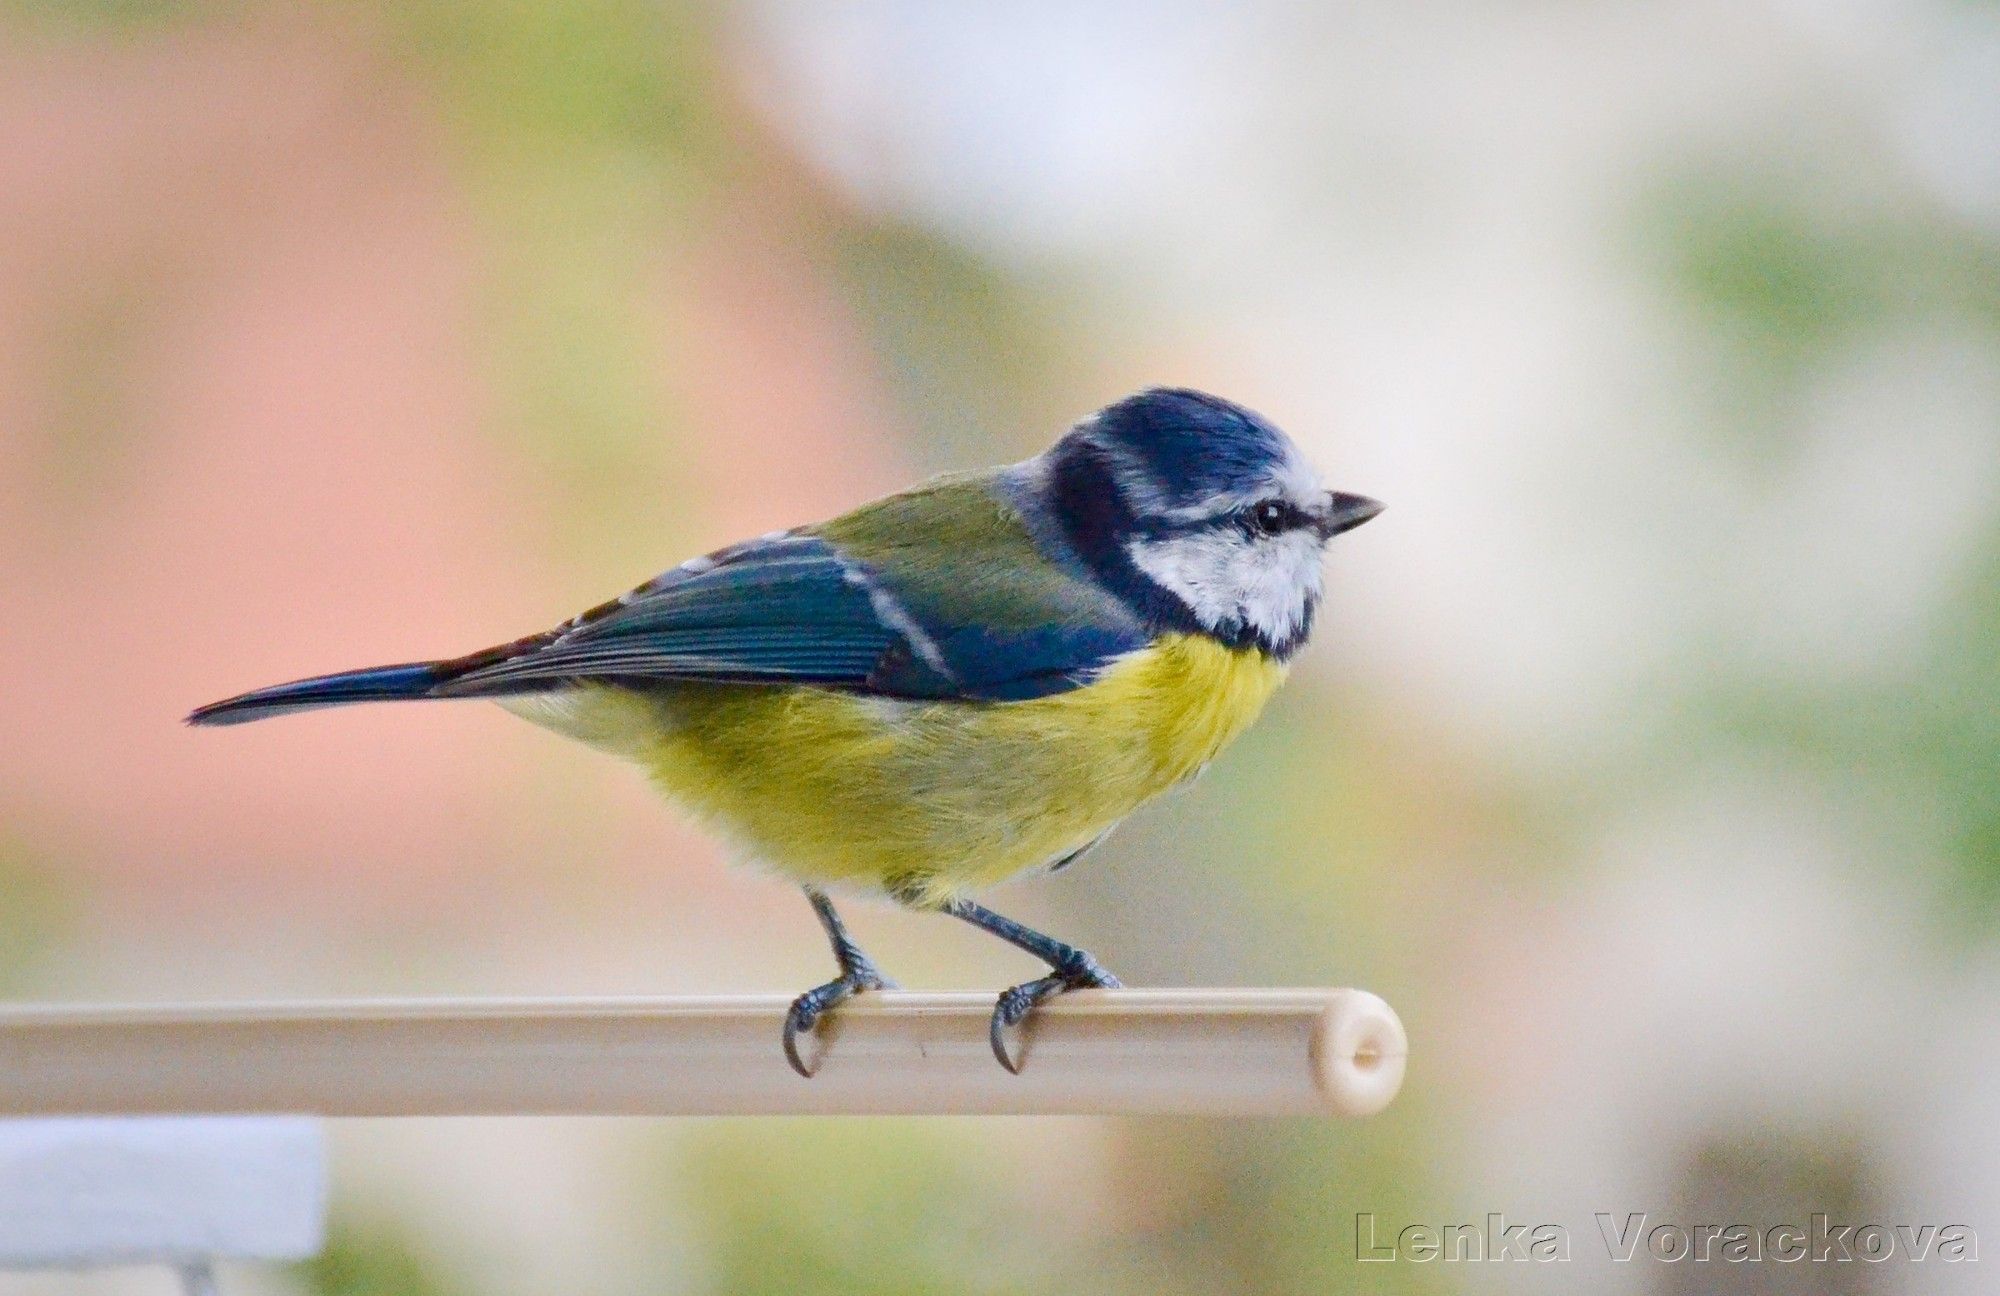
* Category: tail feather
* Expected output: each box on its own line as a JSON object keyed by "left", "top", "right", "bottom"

{"left": 186, "top": 662, "right": 448, "bottom": 727}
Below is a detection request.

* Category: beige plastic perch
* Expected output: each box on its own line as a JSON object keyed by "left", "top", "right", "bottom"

{"left": 0, "top": 988, "right": 1406, "bottom": 1118}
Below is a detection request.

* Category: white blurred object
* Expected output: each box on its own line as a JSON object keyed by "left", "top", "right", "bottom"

{"left": 734, "top": 3, "right": 1265, "bottom": 262}
{"left": 0, "top": 1117, "right": 326, "bottom": 1296}
{"left": 1894, "top": 13, "right": 2000, "bottom": 232}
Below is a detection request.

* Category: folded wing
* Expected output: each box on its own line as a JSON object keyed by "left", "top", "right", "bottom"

{"left": 439, "top": 523, "right": 1144, "bottom": 704}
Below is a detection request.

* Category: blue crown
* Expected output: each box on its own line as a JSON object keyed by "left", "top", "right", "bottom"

{"left": 1080, "top": 387, "right": 1298, "bottom": 513}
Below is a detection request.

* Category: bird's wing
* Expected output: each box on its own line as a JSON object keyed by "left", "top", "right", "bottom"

{"left": 438, "top": 474, "right": 1147, "bottom": 703}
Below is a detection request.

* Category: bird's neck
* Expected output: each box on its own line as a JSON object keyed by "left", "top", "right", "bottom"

{"left": 1023, "top": 442, "right": 1209, "bottom": 638}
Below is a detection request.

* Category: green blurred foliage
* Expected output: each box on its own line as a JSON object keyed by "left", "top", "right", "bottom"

{"left": 1698, "top": 567, "right": 2000, "bottom": 927}
{"left": 5, "top": 0, "right": 193, "bottom": 34}
{"left": 1928, "top": 537, "right": 2000, "bottom": 909}
{"left": 837, "top": 220, "right": 1100, "bottom": 474}
{"left": 384, "top": 0, "right": 736, "bottom": 564}
{"left": 1644, "top": 159, "right": 2000, "bottom": 918}
{"left": 1643, "top": 165, "right": 2000, "bottom": 465}
{"left": 1087, "top": 1117, "right": 1451, "bottom": 1296}
{"left": 672, "top": 1122, "right": 1053, "bottom": 1295}
{"left": 1655, "top": 181, "right": 1886, "bottom": 379}
{"left": 296, "top": 1218, "right": 471, "bottom": 1296}
{"left": 28, "top": 274, "right": 163, "bottom": 521}
{"left": 662, "top": 1111, "right": 1452, "bottom": 1295}
{"left": 0, "top": 837, "right": 81, "bottom": 994}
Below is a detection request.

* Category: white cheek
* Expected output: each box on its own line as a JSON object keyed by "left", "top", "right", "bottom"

{"left": 1240, "top": 533, "right": 1323, "bottom": 640}
{"left": 1128, "top": 531, "right": 1244, "bottom": 627}
{"left": 1127, "top": 531, "right": 1322, "bottom": 644}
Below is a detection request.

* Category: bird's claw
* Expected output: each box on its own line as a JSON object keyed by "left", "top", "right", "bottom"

{"left": 988, "top": 951, "right": 1121, "bottom": 1075}
{"left": 782, "top": 963, "right": 895, "bottom": 1079}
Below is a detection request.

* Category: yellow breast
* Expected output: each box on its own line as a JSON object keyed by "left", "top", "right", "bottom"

{"left": 504, "top": 634, "right": 1287, "bottom": 904}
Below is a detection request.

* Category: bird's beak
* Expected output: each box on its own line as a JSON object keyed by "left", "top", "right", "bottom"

{"left": 1316, "top": 491, "right": 1384, "bottom": 539}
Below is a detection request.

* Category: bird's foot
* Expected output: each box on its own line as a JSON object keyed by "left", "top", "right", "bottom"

{"left": 989, "top": 949, "right": 1122, "bottom": 1074}
{"left": 782, "top": 960, "right": 896, "bottom": 1079}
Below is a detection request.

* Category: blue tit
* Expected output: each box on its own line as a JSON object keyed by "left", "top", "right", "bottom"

{"left": 190, "top": 387, "right": 1382, "bottom": 1074}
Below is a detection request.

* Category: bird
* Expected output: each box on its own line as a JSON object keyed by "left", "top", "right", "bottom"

{"left": 188, "top": 387, "right": 1382, "bottom": 1075}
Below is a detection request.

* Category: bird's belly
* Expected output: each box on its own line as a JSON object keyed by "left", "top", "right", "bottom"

{"left": 505, "top": 634, "right": 1286, "bottom": 904}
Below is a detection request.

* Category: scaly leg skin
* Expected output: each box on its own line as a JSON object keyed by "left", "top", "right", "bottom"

{"left": 783, "top": 888, "right": 897, "bottom": 1079}
{"left": 940, "top": 896, "right": 1122, "bottom": 1074}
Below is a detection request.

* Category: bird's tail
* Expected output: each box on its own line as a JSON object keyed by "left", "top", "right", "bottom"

{"left": 185, "top": 662, "right": 450, "bottom": 727}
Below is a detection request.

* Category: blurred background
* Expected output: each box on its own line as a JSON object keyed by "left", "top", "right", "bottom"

{"left": 3, "top": 1, "right": 1999, "bottom": 1292}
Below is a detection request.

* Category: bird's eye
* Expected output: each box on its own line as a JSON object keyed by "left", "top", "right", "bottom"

{"left": 1250, "top": 500, "right": 1292, "bottom": 534}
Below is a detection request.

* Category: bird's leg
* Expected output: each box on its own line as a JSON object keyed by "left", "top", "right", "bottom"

{"left": 783, "top": 888, "right": 896, "bottom": 1079}
{"left": 940, "top": 896, "right": 1122, "bottom": 1074}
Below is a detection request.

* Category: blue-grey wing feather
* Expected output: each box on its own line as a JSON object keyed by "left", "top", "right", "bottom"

{"left": 440, "top": 535, "right": 896, "bottom": 692}
{"left": 440, "top": 527, "right": 1145, "bottom": 702}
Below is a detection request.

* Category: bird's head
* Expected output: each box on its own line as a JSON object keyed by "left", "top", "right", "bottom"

{"left": 1039, "top": 388, "right": 1381, "bottom": 659}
